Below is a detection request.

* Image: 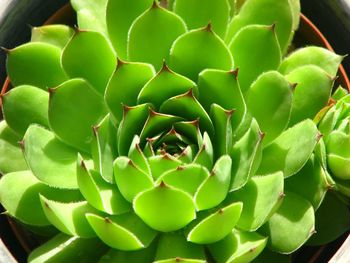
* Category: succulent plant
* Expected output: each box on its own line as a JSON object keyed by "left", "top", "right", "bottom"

{"left": 0, "top": 0, "right": 349, "bottom": 262}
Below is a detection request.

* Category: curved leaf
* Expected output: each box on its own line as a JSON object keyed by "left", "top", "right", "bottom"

{"left": 31, "top": 25, "right": 74, "bottom": 49}
{"left": 148, "top": 154, "right": 182, "bottom": 180}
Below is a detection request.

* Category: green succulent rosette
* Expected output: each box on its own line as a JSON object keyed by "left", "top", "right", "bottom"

{"left": 0, "top": 0, "right": 349, "bottom": 262}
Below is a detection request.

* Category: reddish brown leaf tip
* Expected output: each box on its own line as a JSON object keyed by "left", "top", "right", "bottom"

{"left": 48, "top": 88, "right": 57, "bottom": 99}
{"left": 316, "top": 132, "right": 323, "bottom": 142}
{"left": 80, "top": 160, "right": 87, "bottom": 170}
{"left": 229, "top": 68, "right": 239, "bottom": 80}
{"left": 128, "top": 159, "right": 136, "bottom": 167}
{"left": 204, "top": 22, "right": 213, "bottom": 32}
{"left": 175, "top": 257, "right": 182, "bottom": 262}
{"left": 177, "top": 165, "right": 185, "bottom": 171}
{"left": 116, "top": 57, "right": 126, "bottom": 69}
{"left": 249, "top": 247, "right": 257, "bottom": 253}
{"left": 92, "top": 125, "right": 99, "bottom": 137}
{"left": 44, "top": 201, "right": 51, "bottom": 209}
{"left": 259, "top": 132, "right": 265, "bottom": 141}
{"left": 218, "top": 209, "right": 224, "bottom": 215}
{"left": 18, "top": 140, "right": 25, "bottom": 150}
{"left": 162, "top": 153, "right": 172, "bottom": 160}
{"left": 151, "top": 0, "right": 159, "bottom": 8}
{"left": 159, "top": 181, "right": 167, "bottom": 187}
{"left": 279, "top": 192, "right": 286, "bottom": 199}
{"left": 210, "top": 171, "right": 216, "bottom": 177}
{"left": 328, "top": 98, "right": 336, "bottom": 106}
{"left": 290, "top": 82, "right": 298, "bottom": 92}
{"left": 269, "top": 23, "right": 276, "bottom": 32}
{"left": 161, "top": 60, "right": 171, "bottom": 72}
{"left": 104, "top": 217, "right": 111, "bottom": 223}
{"left": 310, "top": 229, "right": 317, "bottom": 235}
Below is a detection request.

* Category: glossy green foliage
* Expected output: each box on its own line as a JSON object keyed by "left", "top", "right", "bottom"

{"left": 62, "top": 31, "right": 116, "bottom": 95}
{"left": 31, "top": 25, "right": 74, "bottom": 49}
{"left": 86, "top": 213, "right": 157, "bottom": 250}
{"left": 229, "top": 25, "right": 281, "bottom": 93}
{"left": 138, "top": 63, "right": 197, "bottom": 109}
{"left": 259, "top": 192, "right": 315, "bottom": 253}
{"left": 148, "top": 155, "right": 182, "bottom": 180}
{"left": 28, "top": 234, "right": 107, "bottom": 263}
{"left": 173, "top": 0, "right": 230, "bottom": 38}
{"left": 49, "top": 79, "right": 107, "bottom": 153}
{"left": 128, "top": 3, "right": 186, "bottom": 70}
{"left": 6, "top": 43, "right": 67, "bottom": 89}
{"left": 169, "top": 26, "right": 233, "bottom": 81}
{"left": 134, "top": 183, "right": 196, "bottom": 232}
{"left": 246, "top": 71, "right": 292, "bottom": 145}
{"left": 2, "top": 85, "right": 49, "bottom": 135}
{"left": 71, "top": 0, "right": 108, "bottom": 35}
{"left": 229, "top": 172, "right": 284, "bottom": 231}
{"left": 187, "top": 202, "right": 243, "bottom": 244}
{"left": 77, "top": 158, "right": 130, "bottom": 215}
{"left": 0, "top": 121, "right": 27, "bottom": 173}
{"left": 286, "top": 65, "right": 333, "bottom": 126}
{"left": 106, "top": 0, "right": 153, "bottom": 59}
{"left": 279, "top": 46, "right": 343, "bottom": 77}
{"left": 105, "top": 61, "right": 155, "bottom": 121}
{"left": 252, "top": 248, "right": 291, "bottom": 263}
{"left": 258, "top": 120, "right": 319, "bottom": 177}
{"left": 226, "top": 0, "right": 294, "bottom": 53}
{"left": 23, "top": 125, "right": 78, "bottom": 189}
{"left": 208, "top": 229, "right": 267, "bottom": 263}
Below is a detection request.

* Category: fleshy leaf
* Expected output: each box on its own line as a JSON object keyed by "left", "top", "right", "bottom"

{"left": 258, "top": 119, "right": 319, "bottom": 177}
{"left": 193, "top": 132, "right": 214, "bottom": 171}
{"left": 279, "top": 46, "right": 343, "bottom": 77}
{"left": 31, "top": 25, "right": 74, "bottom": 49}
{"left": 289, "top": 0, "right": 301, "bottom": 30}
{"left": 138, "top": 63, "right": 198, "bottom": 109}
{"left": 228, "top": 24, "right": 281, "bottom": 94}
{"left": 105, "top": 61, "right": 155, "bottom": 121}
{"left": 48, "top": 78, "right": 107, "bottom": 153}
{"left": 187, "top": 202, "right": 243, "bottom": 244}
{"left": 208, "top": 229, "right": 267, "bottom": 263}
{"left": 114, "top": 156, "right": 154, "bottom": 202}
{"left": 194, "top": 155, "right": 232, "bottom": 210}
{"left": 77, "top": 158, "right": 131, "bottom": 215}
{"left": 148, "top": 154, "right": 182, "bottom": 180}
{"left": 0, "top": 171, "right": 81, "bottom": 226}
{"left": 128, "top": 2, "right": 186, "bottom": 70}
{"left": 246, "top": 71, "right": 292, "bottom": 145}
{"left": 71, "top": 0, "right": 108, "bottom": 35}
{"left": 128, "top": 135, "right": 151, "bottom": 175}
{"left": 173, "top": 0, "right": 230, "bottom": 38}
{"left": 230, "top": 118, "right": 263, "bottom": 191}
{"left": 259, "top": 191, "right": 315, "bottom": 253}
{"left": 169, "top": 25, "right": 233, "bottom": 81}
{"left": 286, "top": 65, "right": 334, "bottom": 126}
{"left": 155, "top": 233, "right": 206, "bottom": 262}
{"left": 226, "top": 0, "right": 293, "bottom": 53}
{"left": 86, "top": 213, "right": 157, "bottom": 251}
{"left": 61, "top": 31, "right": 115, "bottom": 95}
{"left": 133, "top": 183, "right": 196, "bottom": 232}
{"left": 28, "top": 234, "right": 107, "bottom": 263}
{"left": 40, "top": 197, "right": 98, "bottom": 238}
{"left": 23, "top": 125, "right": 78, "bottom": 189}
{"left": 228, "top": 172, "right": 284, "bottom": 231}
{"left": 156, "top": 163, "right": 209, "bottom": 195}
{"left": 6, "top": 42, "right": 67, "bottom": 89}
{"left": 0, "top": 121, "right": 27, "bottom": 173}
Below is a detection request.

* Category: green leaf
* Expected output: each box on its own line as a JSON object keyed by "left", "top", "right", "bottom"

{"left": 48, "top": 78, "right": 107, "bottom": 153}
{"left": 258, "top": 119, "right": 319, "bottom": 177}
{"left": 114, "top": 156, "right": 154, "bottom": 202}
{"left": 286, "top": 65, "right": 334, "bottom": 126}
{"left": 285, "top": 155, "right": 329, "bottom": 209}
{"left": 289, "top": 0, "right": 301, "bottom": 30}
{"left": 169, "top": 25, "right": 233, "bottom": 81}
{"left": 259, "top": 191, "right": 315, "bottom": 253}
{"left": 133, "top": 183, "right": 196, "bottom": 232}
{"left": 197, "top": 69, "right": 246, "bottom": 135}
{"left": 105, "top": 61, "right": 155, "bottom": 121}
{"left": 77, "top": 158, "right": 131, "bottom": 215}
{"left": 31, "top": 25, "right": 74, "bottom": 50}
{"left": 194, "top": 155, "right": 232, "bottom": 210}
{"left": 173, "top": 0, "right": 230, "bottom": 38}
{"left": 23, "top": 125, "right": 78, "bottom": 189}
{"left": 246, "top": 71, "right": 293, "bottom": 145}
{"left": 0, "top": 120, "right": 27, "bottom": 173}
{"left": 128, "top": 135, "right": 151, "bottom": 175}
{"left": 6, "top": 42, "right": 67, "bottom": 89}
{"left": 226, "top": 0, "right": 293, "bottom": 53}
{"left": 187, "top": 202, "right": 243, "bottom": 244}
{"left": 208, "top": 229, "right": 267, "bottom": 263}
{"left": 251, "top": 248, "right": 291, "bottom": 263}
{"left": 62, "top": 31, "right": 116, "bottom": 95}
{"left": 0, "top": 171, "right": 81, "bottom": 226}
{"left": 156, "top": 163, "right": 209, "bottom": 195}
{"left": 279, "top": 46, "right": 343, "bottom": 77}
{"left": 138, "top": 63, "right": 198, "bottom": 109}
{"left": 71, "top": 0, "right": 108, "bottom": 35}
{"left": 128, "top": 2, "right": 187, "bottom": 70}
{"left": 228, "top": 172, "right": 284, "bottom": 231}
{"left": 40, "top": 196, "right": 99, "bottom": 238}
{"left": 193, "top": 132, "right": 214, "bottom": 171}
{"left": 28, "top": 233, "right": 107, "bottom": 263}
{"left": 230, "top": 118, "right": 263, "bottom": 191}
{"left": 155, "top": 233, "right": 206, "bottom": 262}
{"left": 106, "top": 0, "right": 154, "bottom": 60}
{"left": 148, "top": 154, "right": 182, "bottom": 180}
{"left": 86, "top": 213, "right": 157, "bottom": 251}
{"left": 228, "top": 24, "right": 281, "bottom": 93}
{"left": 332, "top": 86, "right": 348, "bottom": 101}
{"left": 307, "top": 192, "right": 350, "bottom": 246}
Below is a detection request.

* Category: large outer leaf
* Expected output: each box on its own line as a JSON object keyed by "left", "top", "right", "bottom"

{"left": 31, "top": 25, "right": 74, "bottom": 50}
